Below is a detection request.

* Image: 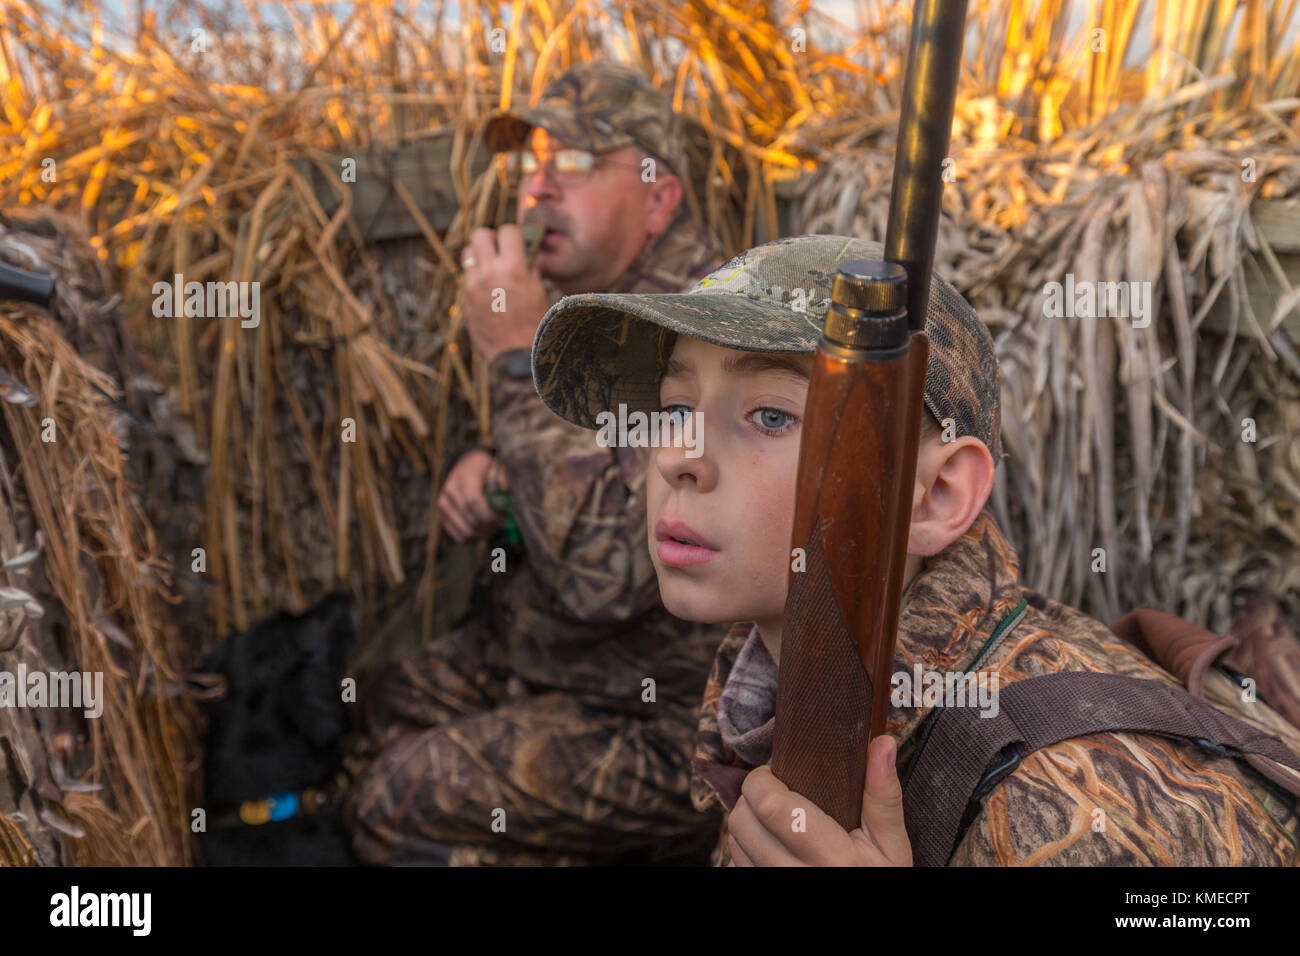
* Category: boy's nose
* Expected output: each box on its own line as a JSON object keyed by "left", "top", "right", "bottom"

{"left": 654, "top": 441, "right": 717, "bottom": 492}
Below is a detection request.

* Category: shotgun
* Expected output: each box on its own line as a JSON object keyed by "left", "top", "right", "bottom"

{"left": 0, "top": 263, "right": 53, "bottom": 407}
{"left": 769, "top": 0, "right": 971, "bottom": 831}
{"left": 0, "top": 263, "right": 56, "bottom": 308}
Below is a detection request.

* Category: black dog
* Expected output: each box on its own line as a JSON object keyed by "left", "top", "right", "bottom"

{"left": 197, "top": 590, "right": 358, "bottom": 866}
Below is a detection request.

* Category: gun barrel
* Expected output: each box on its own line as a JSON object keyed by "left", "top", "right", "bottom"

{"left": 0, "top": 263, "right": 56, "bottom": 308}
{"left": 884, "top": 0, "right": 969, "bottom": 331}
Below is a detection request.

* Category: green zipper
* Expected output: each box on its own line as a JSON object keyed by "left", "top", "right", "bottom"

{"left": 969, "top": 596, "right": 1029, "bottom": 671}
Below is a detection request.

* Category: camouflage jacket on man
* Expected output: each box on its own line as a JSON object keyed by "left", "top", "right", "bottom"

{"left": 480, "top": 204, "right": 727, "bottom": 715}
{"left": 691, "top": 511, "right": 1300, "bottom": 865}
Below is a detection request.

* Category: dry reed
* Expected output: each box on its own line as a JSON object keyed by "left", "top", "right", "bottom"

{"left": 0, "top": 0, "right": 1297, "bottom": 862}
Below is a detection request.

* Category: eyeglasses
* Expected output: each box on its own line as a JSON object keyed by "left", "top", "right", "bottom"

{"left": 502, "top": 148, "right": 645, "bottom": 185}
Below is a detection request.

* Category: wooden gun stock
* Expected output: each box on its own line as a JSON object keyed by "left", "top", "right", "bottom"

{"left": 772, "top": 291, "right": 928, "bottom": 830}
{"left": 770, "top": 0, "right": 970, "bottom": 833}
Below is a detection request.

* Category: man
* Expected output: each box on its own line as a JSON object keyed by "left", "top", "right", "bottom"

{"left": 344, "top": 62, "right": 729, "bottom": 865}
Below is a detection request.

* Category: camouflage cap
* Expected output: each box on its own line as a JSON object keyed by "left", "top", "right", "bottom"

{"left": 484, "top": 62, "right": 685, "bottom": 178}
{"left": 532, "top": 234, "right": 1003, "bottom": 460}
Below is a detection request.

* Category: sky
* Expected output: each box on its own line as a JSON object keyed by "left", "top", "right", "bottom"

{"left": 63, "top": 1, "right": 1300, "bottom": 71}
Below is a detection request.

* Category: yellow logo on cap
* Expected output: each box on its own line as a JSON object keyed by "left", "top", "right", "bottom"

{"left": 696, "top": 262, "right": 746, "bottom": 288}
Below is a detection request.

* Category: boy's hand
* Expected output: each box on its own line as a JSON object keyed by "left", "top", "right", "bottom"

{"left": 727, "top": 734, "right": 911, "bottom": 866}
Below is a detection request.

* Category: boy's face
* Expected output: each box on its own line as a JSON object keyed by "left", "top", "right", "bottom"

{"left": 646, "top": 335, "right": 813, "bottom": 628}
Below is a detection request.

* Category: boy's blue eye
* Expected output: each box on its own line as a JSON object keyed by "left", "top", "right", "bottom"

{"left": 750, "top": 408, "right": 796, "bottom": 432}
{"left": 661, "top": 404, "right": 692, "bottom": 425}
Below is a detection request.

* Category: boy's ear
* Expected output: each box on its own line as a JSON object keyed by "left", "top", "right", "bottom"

{"left": 906, "top": 435, "right": 995, "bottom": 557}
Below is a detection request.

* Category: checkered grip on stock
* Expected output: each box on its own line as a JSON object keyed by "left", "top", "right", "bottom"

{"left": 770, "top": 518, "right": 873, "bottom": 832}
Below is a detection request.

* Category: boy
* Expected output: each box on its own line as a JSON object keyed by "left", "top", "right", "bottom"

{"left": 529, "top": 234, "right": 1300, "bottom": 866}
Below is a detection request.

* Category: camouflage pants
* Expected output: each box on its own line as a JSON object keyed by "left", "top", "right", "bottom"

{"left": 343, "top": 620, "right": 715, "bottom": 865}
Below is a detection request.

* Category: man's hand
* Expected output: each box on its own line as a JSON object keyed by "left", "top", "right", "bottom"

{"left": 437, "top": 449, "right": 508, "bottom": 543}
{"left": 461, "top": 224, "right": 550, "bottom": 361}
{"left": 727, "top": 734, "right": 912, "bottom": 866}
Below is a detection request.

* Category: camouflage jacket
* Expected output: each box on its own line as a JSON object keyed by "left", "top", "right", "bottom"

{"left": 481, "top": 204, "right": 727, "bottom": 714}
{"left": 691, "top": 511, "right": 1300, "bottom": 865}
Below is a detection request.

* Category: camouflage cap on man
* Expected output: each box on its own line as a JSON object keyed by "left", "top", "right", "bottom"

{"left": 531, "top": 234, "right": 1003, "bottom": 460}
{"left": 484, "top": 62, "right": 686, "bottom": 179}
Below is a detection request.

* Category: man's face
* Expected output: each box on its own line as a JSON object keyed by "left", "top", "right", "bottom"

{"left": 646, "top": 336, "right": 813, "bottom": 630}
{"left": 516, "top": 127, "right": 661, "bottom": 292}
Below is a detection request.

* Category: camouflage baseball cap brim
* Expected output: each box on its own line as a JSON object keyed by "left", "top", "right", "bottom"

{"left": 532, "top": 235, "right": 1003, "bottom": 460}
{"left": 484, "top": 62, "right": 684, "bottom": 177}
{"left": 485, "top": 103, "right": 639, "bottom": 156}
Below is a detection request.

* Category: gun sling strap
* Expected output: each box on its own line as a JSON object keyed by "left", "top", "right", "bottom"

{"left": 900, "top": 666, "right": 1300, "bottom": 866}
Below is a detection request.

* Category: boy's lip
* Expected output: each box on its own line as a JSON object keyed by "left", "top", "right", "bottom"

{"left": 654, "top": 518, "right": 719, "bottom": 567}
{"left": 654, "top": 519, "right": 717, "bottom": 550}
